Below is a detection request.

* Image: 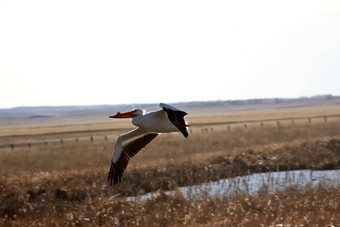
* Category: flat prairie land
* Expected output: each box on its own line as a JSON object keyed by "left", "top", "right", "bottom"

{"left": 1, "top": 105, "right": 339, "bottom": 140}
{"left": 0, "top": 105, "right": 340, "bottom": 226}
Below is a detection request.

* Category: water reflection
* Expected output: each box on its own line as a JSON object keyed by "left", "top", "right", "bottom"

{"left": 128, "top": 169, "right": 340, "bottom": 202}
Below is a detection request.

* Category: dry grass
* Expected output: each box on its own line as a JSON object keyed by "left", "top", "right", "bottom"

{"left": 1, "top": 105, "right": 339, "bottom": 138}
{"left": 0, "top": 111, "right": 340, "bottom": 226}
{"left": 189, "top": 105, "right": 340, "bottom": 126}
{"left": 1, "top": 120, "right": 339, "bottom": 178}
{"left": 2, "top": 184, "right": 338, "bottom": 226}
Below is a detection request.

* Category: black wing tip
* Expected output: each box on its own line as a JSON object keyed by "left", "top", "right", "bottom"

{"left": 108, "top": 162, "right": 122, "bottom": 186}
{"left": 161, "top": 105, "right": 189, "bottom": 138}
{"left": 107, "top": 133, "right": 159, "bottom": 186}
{"left": 162, "top": 107, "right": 187, "bottom": 116}
{"left": 108, "top": 162, "right": 114, "bottom": 185}
{"left": 160, "top": 103, "right": 187, "bottom": 114}
{"left": 182, "top": 129, "right": 189, "bottom": 138}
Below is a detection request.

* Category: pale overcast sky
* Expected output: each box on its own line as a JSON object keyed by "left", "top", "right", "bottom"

{"left": 0, "top": 0, "right": 339, "bottom": 108}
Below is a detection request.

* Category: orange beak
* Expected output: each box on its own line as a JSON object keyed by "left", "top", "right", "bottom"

{"left": 109, "top": 110, "right": 138, "bottom": 118}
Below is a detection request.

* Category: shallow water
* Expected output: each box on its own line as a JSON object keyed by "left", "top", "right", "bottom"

{"left": 128, "top": 169, "right": 340, "bottom": 202}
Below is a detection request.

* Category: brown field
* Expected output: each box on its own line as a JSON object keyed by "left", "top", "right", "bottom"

{"left": 1, "top": 105, "right": 340, "bottom": 226}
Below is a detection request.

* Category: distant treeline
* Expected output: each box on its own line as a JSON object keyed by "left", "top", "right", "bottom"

{"left": 0, "top": 95, "right": 339, "bottom": 116}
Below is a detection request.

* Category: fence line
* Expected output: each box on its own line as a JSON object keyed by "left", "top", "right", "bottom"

{"left": 0, "top": 134, "right": 115, "bottom": 150}
{"left": 196, "top": 114, "right": 340, "bottom": 133}
{"left": 192, "top": 114, "right": 340, "bottom": 128}
{"left": 1, "top": 114, "right": 339, "bottom": 150}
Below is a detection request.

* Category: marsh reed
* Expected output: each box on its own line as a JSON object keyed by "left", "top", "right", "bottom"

{"left": 0, "top": 120, "right": 339, "bottom": 226}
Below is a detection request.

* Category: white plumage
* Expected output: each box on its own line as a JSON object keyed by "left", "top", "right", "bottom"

{"left": 108, "top": 103, "right": 189, "bottom": 185}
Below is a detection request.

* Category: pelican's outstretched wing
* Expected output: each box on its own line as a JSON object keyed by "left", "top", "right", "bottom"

{"left": 160, "top": 103, "right": 188, "bottom": 138}
{"left": 108, "top": 128, "right": 158, "bottom": 185}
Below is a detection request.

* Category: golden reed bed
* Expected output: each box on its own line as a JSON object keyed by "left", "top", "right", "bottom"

{"left": 0, "top": 106, "right": 340, "bottom": 226}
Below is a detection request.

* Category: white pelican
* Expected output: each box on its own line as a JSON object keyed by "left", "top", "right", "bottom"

{"left": 108, "top": 103, "right": 189, "bottom": 185}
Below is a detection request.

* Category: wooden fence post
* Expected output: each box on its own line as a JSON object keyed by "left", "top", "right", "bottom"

{"left": 228, "top": 125, "right": 230, "bottom": 131}
{"left": 308, "top": 118, "right": 311, "bottom": 124}
{"left": 260, "top": 122, "right": 264, "bottom": 128}
{"left": 91, "top": 136, "right": 94, "bottom": 142}
{"left": 292, "top": 119, "right": 295, "bottom": 125}
{"left": 244, "top": 124, "right": 247, "bottom": 129}
{"left": 105, "top": 136, "right": 108, "bottom": 141}
{"left": 277, "top": 121, "right": 280, "bottom": 128}
{"left": 10, "top": 144, "right": 14, "bottom": 150}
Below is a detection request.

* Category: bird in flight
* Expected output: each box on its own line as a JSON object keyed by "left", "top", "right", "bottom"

{"left": 108, "top": 103, "right": 189, "bottom": 185}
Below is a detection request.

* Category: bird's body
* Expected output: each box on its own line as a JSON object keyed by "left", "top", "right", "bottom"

{"left": 108, "top": 103, "right": 189, "bottom": 185}
{"left": 132, "top": 109, "right": 179, "bottom": 133}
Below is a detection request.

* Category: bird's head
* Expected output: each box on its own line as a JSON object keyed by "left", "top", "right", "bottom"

{"left": 109, "top": 109, "right": 144, "bottom": 119}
